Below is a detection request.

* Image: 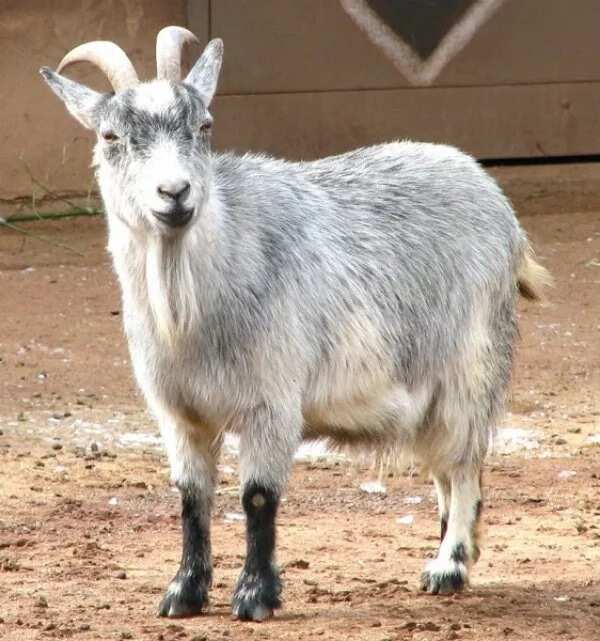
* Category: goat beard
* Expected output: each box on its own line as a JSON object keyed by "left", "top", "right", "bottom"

{"left": 145, "top": 234, "right": 198, "bottom": 346}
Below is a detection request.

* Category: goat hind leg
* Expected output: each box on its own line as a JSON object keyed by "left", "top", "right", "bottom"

{"left": 433, "top": 473, "right": 451, "bottom": 542}
{"left": 421, "top": 465, "right": 482, "bottom": 594}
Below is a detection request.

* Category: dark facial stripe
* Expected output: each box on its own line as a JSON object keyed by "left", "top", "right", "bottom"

{"left": 97, "top": 84, "right": 208, "bottom": 160}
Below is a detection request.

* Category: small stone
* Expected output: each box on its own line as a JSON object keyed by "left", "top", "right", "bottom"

{"left": 80, "top": 624, "right": 91, "bottom": 631}
{"left": 51, "top": 443, "right": 63, "bottom": 451}
{"left": 120, "top": 632, "right": 133, "bottom": 640}
{"left": 35, "top": 596, "right": 48, "bottom": 608}
{"left": 286, "top": 559, "right": 310, "bottom": 570}
{"left": 115, "top": 570, "right": 127, "bottom": 580}
{"left": 90, "top": 442, "right": 99, "bottom": 453}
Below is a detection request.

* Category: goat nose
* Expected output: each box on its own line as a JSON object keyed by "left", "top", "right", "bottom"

{"left": 157, "top": 180, "right": 190, "bottom": 201}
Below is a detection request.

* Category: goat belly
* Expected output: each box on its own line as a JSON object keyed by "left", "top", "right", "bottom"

{"left": 302, "top": 382, "right": 432, "bottom": 446}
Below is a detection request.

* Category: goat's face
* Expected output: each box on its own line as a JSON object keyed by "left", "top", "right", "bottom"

{"left": 40, "top": 35, "right": 223, "bottom": 235}
{"left": 93, "top": 81, "right": 213, "bottom": 233}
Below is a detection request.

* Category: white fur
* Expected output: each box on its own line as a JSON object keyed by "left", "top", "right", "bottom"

{"left": 131, "top": 80, "right": 176, "bottom": 114}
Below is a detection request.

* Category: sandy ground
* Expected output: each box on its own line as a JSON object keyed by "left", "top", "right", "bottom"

{"left": 1, "top": 206, "right": 599, "bottom": 641}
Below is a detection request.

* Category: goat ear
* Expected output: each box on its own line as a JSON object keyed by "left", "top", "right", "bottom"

{"left": 39, "top": 67, "right": 103, "bottom": 130}
{"left": 184, "top": 38, "right": 223, "bottom": 106}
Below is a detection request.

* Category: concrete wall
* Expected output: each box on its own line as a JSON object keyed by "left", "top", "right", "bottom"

{"left": 3, "top": 0, "right": 600, "bottom": 211}
{"left": 207, "top": 0, "right": 600, "bottom": 162}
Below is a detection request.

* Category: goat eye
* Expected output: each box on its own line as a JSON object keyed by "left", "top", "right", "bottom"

{"left": 199, "top": 121, "right": 212, "bottom": 133}
{"left": 102, "top": 131, "right": 119, "bottom": 143}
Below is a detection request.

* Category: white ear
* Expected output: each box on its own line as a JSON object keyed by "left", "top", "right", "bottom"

{"left": 40, "top": 67, "right": 103, "bottom": 130}
{"left": 184, "top": 38, "right": 223, "bottom": 106}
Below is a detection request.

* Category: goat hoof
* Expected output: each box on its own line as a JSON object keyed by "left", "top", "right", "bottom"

{"left": 420, "top": 559, "right": 467, "bottom": 595}
{"left": 231, "top": 569, "right": 281, "bottom": 621}
{"left": 232, "top": 602, "right": 273, "bottom": 622}
{"left": 158, "top": 579, "right": 209, "bottom": 618}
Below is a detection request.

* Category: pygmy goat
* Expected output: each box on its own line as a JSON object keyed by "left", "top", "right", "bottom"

{"left": 41, "top": 26, "right": 550, "bottom": 621}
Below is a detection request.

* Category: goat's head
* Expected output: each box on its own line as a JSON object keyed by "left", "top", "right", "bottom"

{"left": 40, "top": 27, "right": 223, "bottom": 235}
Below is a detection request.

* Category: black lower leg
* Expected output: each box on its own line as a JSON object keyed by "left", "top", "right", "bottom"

{"left": 158, "top": 487, "right": 212, "bottom": 617}
{"left": 232, "top": 482, "right": 282, "bottom": 620}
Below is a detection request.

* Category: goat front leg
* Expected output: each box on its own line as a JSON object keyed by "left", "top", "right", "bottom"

{"left": 421, "top": 465, "right": 482, "bottom": 594}
{"left": 158, "top": 422, "right": 220, "bottom": 618}
{"left": 231, "top": 403, "right": 301, "bottom": 621}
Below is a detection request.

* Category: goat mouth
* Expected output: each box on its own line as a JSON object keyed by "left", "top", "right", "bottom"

{"left": 152, "top": 207, "right": 194, "bottom": 228}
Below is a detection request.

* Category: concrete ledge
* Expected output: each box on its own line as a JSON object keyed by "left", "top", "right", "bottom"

{"left": 489, "top": 162, "right": 600, "bottom": 217}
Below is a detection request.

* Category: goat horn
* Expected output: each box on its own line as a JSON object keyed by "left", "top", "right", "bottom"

{"left": 57, "top": 41, "right": 139, "bottom": 92}
{"left": 156, "top": 26, "right": 199, "bottom": 81}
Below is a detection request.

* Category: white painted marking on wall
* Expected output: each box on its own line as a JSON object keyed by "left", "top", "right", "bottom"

{"left": 340, "top": 0, "right": 508, "bottom": 86}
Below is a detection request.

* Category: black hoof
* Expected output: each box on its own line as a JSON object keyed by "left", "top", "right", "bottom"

{"left": 231, "top": 568, "right": 282, "bottom": 621}
{"left": 420, "top": 560, "right": 467, "bottom": 595}
{"left": 158, "top": 579, "right": 209, "bottom": 618}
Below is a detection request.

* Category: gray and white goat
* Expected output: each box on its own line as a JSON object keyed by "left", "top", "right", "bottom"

{"left": 41, "top": 27, "right": 550, "bottom": 621}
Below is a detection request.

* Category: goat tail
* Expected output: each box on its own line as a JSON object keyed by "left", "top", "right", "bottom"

{"left": 517, "top": 243, "right": 552, "bottom": 302}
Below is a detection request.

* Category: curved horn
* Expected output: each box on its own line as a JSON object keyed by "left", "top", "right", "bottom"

{"left": 57, "top": 41, "right": 139, "bottom": 92}
{"left": 156, "top": 26, "right": 199, "bottom": 81}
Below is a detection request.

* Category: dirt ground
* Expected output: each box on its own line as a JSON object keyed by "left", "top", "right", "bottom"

{"left": 1, "top": 201, "right": 599, "bottom": 641}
